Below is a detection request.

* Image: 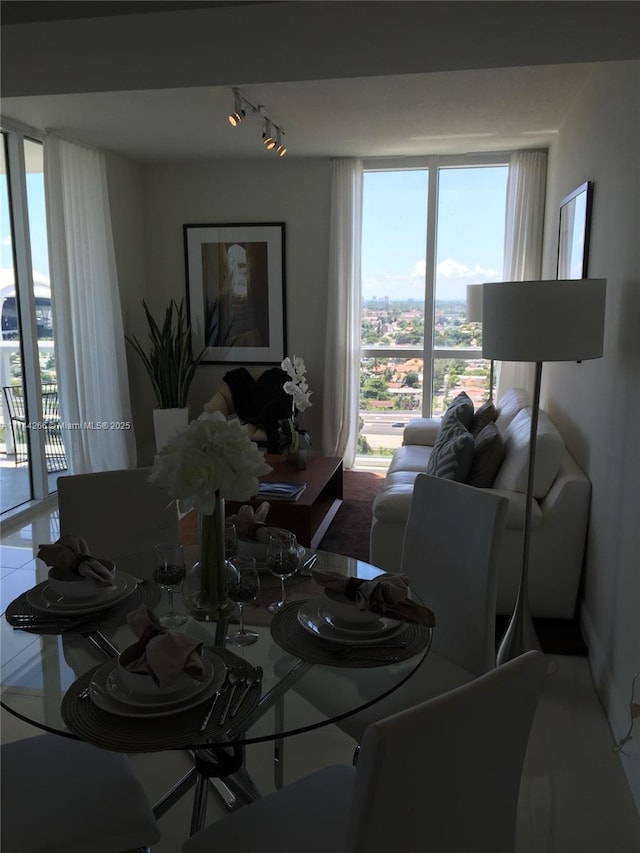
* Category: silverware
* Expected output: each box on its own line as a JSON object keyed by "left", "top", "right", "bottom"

{"left": 12, "top": 614, "right": 95, "bottom": 631}
{"left": 230, "top": 665, "right": 262, "bottom": 718}
{"left": 199, "top": 669, "right": 231, "bottom": 731}
{"left": 299, "top": 553, "right": 318, "bottom": 576}
{"left": 219, "top": 670, "right": 246, "bottom": 725}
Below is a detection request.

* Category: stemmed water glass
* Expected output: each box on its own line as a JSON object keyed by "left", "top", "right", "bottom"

{"left": 152, "top": 544, "right": 187, "bottom": 628}
{"left": 267, "top": 531, "right": 300, "bottom": 613}
{"left": 225, "top": 556, "right": 260, "bottom": 646}
{"left": 224, "top": 520, "right": 239, "bottom": 562}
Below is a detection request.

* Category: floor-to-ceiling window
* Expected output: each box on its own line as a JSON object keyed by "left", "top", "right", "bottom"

{"left": 1, "top": 125, "right": 65, "bottom": 514}
{"left": 358, "top": 156, "right": 508, "bottom": 463}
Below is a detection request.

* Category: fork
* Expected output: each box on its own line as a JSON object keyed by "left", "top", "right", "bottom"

{"left": 199, "top": 669, "right": 231, "bottom": 731}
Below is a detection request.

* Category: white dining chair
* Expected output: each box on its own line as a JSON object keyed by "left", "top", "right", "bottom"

{"left": 284, "top": 473, "right": 509, "bottom": 750}
{"left": 57, "top": 467, "right": 179, "bottom": 574}
{"left": 183, "top": 650, "right": 546, "bottom": 853}
{"left": 1, "top": 733, "right": 160, "bottom": 853}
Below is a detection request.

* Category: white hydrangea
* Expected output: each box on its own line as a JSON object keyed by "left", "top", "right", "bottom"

{"left": 149, "top": 411, "right": 272, "bottom": 514}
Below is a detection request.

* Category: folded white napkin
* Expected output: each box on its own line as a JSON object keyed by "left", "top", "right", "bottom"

{"left": 125, "top": 605, "right": 206, "bottom": 688}
{"left": 312, "top": 568, "right": 435, "bottom": 627}
{"left": 227, "top": 502, "right": 271, "bottom": 541}
{"left": 37, "top": 535, "right": 115, "bottom": 586}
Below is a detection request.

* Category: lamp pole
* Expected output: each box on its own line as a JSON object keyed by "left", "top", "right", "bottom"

{"left": 496, "top": 361, "right": 543, "bottom": 664}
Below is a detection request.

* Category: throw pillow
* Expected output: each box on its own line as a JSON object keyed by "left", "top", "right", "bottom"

{"left": 466, "top": 423, "right": 505, "bottom": 488}
{"left": 441, "top": 391, "right": 475, "bottom": 431}
{"left": 471, "top": 400, "right": 498, "bottom": 437}
{"left": 426, "top": 418, "right": 474, "bottom": 482}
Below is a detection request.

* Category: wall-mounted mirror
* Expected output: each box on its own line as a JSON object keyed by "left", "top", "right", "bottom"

{"left": 557, "top": 181, "right": 593, "bottom": 279}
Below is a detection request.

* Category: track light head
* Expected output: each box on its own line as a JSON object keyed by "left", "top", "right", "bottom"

{"left": 262, "top": 119, "right": 276, "bottom": 150}
{"left": 275, "top": 127, "right": 287, "bottom": 156}
{"left": 228, "top": 89, "right": 245, "bottom": 126}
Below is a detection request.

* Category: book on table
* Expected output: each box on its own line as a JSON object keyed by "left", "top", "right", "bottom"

{"left": 258, "top": 481, "right": 307, "bottom": 501}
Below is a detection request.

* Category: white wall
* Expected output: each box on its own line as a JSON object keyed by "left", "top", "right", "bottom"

{"left": 127, "top": 157, "right": 332, "bottom": 463}
{"left": 541, "top": 61, "right": 640, "bottom": 806}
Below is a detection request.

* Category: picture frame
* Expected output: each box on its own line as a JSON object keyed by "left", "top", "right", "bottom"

{"left": 184, "top": 222, "right": 287, "bottom": 364}
{"left": 557, "top": 181, "right": 593, "bottom": 279}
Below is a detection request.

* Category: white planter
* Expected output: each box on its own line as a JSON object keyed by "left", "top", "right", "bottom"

{"left": 153, "top": 407, "right": 189, "bottom": 452}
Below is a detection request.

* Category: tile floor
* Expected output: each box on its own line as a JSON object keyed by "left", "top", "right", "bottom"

{"left": 1, "top": 504, "right": 639, "bottom": 852}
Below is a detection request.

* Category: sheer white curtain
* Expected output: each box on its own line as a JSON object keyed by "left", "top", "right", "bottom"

{"left": 44, "top": 135, "right": 135, "bottom": 472}
{"left": 495, "top": 150, "right": 547, "bottom": 400}
{"left": 322, "top": 159, "right": 363, "bottom": 468}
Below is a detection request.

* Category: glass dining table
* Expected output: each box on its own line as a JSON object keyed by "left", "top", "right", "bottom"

{"left": 1, "top": 548, "right": 432, "bottom": 833}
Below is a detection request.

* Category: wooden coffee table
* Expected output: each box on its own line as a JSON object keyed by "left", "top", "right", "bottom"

{"left": 225, "top": 455, "right": 343, "bottom": 548}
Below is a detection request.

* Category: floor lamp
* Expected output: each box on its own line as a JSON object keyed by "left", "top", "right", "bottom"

{"left": 482, "top": 279, "right": 607, "bottom": 665}
{"left": 466, "top": 284, "right": 494, "bottom": 401}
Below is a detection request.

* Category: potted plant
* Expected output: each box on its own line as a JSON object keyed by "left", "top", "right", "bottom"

{"left": 126, "top": 299, "right": 204, "bottom": 451}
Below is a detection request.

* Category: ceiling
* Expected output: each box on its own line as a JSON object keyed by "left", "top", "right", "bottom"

{"left": 2, "top": 63, "right": 593, "bottom": 163}
{"left": 0, "top": 2, "right": 597, "bottom": 163}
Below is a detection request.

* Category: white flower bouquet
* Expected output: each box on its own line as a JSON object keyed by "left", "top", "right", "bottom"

{"left": 149, "top": 411, "right": 272, "bottom": 514}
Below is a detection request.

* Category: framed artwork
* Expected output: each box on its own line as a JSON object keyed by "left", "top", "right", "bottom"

{"left": 557, "top": 181, "right": 593, "bottom": 279}
{"left": 184, "top": 222, "right": 287, "bottom": 363}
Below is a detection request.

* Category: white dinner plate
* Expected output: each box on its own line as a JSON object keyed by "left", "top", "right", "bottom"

{"left": 316, "top": 599, "right": 395, "bottom": 637}
{"left": 88, "top": 651, "right": 226, "bottom": 718}
{"left": 297, "top": 600, "right": 402, "bottom": 645}
{"left": 105, "top": 657, "right": 215, "bottom": 708}
{"left": 26, "top": 571, "right": 137, "bottom": 615}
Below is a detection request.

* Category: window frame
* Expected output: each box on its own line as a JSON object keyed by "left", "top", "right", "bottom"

{"left": 360, "top": 153, "right": 509, "bottom": 417}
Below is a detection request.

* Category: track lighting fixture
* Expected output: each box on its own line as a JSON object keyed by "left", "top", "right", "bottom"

{"left": 227, "top": 87, "right": 288, "bottom": 156}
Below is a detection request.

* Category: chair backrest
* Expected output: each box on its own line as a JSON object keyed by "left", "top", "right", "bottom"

{"left": 57, "top": 467, "right": 179, "bottom": 567}
{"left": 400, "top": 473, "right": 508, "bottom": 675}
{"left": 348, "top": 650, "right": 547, "bottom": 853}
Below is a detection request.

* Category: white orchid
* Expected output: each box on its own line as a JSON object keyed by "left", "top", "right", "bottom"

{"left": 149, "top": 411, "right": 272, "bottom": 514}
{"left": 281, "top": 355, "right": 313, "bottom": 413}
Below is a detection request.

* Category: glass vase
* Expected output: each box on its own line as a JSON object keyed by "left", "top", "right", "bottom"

{"left": 185, "top": 494, "right": 233, "bottom": 623}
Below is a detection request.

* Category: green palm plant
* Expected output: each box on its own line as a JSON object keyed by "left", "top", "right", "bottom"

{"left": 126, "top": 299, "right": 204, "bottom": 408}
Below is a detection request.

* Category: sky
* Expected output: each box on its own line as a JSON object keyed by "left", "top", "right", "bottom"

{"left": 361, "top": 165, "right": 509, "bottom": 302}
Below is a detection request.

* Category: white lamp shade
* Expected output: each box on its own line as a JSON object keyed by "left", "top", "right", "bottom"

{"left": 482, "top": 279, "right": 606, "bottom": 362}
{"left": 466, "top": 284, "right": 484, "bottom": 322}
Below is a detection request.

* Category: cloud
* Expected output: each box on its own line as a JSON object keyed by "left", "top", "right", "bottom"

{"left": 436, "top": 258, "right": 498, "bottom": 281}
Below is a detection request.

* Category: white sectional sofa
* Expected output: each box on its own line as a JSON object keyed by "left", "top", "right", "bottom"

{"left": 369, "top": 388, "right": 592, "bottom": 619}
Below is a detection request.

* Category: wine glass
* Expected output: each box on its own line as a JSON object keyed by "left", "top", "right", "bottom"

{"left": 225, "top": 556, "right": 260, "bottom": 646}
{"left": 224, "top": 520, "right": 238, "bottom": 561}
{"left": 267, "top": 531, "right": 300, "bottom": 613}
{"left": 152, "top": 544, "right": 187, "bottom": 628}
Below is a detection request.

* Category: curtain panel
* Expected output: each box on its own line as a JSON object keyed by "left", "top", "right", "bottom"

{"left": 44, "top": 135, "right": 135, "bottom": 473}
{"left": 321, "top": 159, "right": 363, "bottom": 468}
{"left": 495, "top": 150, "right": 547, "bottom": 399}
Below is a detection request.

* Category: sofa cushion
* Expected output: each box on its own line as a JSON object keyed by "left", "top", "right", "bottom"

{"left": 387, "top": 445, "right": 432, "bottom": 476}
{"left": 426, "top": 418, "right": 474, "bottom": 482}
{"left": 471, "top": 400, "right": 498, "bottom": 437}
{"left": 442, "top": 391, "right": 475, "bottom": 431}
{"left": 493, "top": 407, "right": 565, "bottom": 498}
{"left": 466, "top": 422, "right": 505, "bottom": 488}
{"left": 495, "top": 387, "right": 531, "bottom": 433}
